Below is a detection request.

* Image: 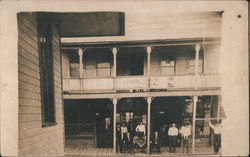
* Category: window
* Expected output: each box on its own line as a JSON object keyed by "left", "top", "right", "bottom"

{"left": 69, "top": 50, "right": 80, "bottom": 77}
{"left": 160, "top": 53, "right": 175, "bottom": 75}
{"left": 37, "top": 14, "right": 56, "bottom": 126}
{"left": 96, "top": 50, "right": 111, "bottom": 77}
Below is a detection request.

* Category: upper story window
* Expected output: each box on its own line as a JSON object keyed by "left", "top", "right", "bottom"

{"left": 37, "top": 14, "right": 56, "bottom": 126}
{"left": 161, "top": 59, "right": 176, "bottom": 75}
{"left": 96, "top": 50, "right": 111, "bottom": 77}
{"left": 160, "top": 52, "right": 176, "bottom": 75}
{"left": 85, "top": 48, "right": 112, "bottom": 78}
{"left": 69, "top": 51, "right": 80, "bottom": 77}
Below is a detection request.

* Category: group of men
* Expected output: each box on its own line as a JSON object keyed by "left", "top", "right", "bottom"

{"left": 167, "top": 121, "right": 222, "bottom": 154}
{"left": 168, "top": 122, "right": 191, "bottom": 153}
{"left": 116, "top": 121, "right": 146, "bottom": 153}
{"left": 115, "top": 120, "right": 222, "bottom": 154}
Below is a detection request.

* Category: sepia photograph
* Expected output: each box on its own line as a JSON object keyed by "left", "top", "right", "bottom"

{"left": 0, "top": 0, "right": 248, "bottom": 157}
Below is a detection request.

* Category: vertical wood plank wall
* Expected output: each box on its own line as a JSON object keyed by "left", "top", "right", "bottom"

{"left": 17, "top": 13, "right": 64, "bottom": 156}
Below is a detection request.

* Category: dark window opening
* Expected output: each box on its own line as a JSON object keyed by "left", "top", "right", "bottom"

{"left": 160, "top": 52, "right": 176, "bottom": 75}
{"left": 117, "top": 47, "right": 145, "bottom": 76}
{"left": 37, "top": 13, "right": 56, "bottom": 126}
{"left": 68, "top": 50, "right": 80, "bottom": 77}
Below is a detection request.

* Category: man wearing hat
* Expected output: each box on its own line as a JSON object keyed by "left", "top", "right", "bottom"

{"left": 179, "top": 122, "right": 191, "bottom": 153}
{"left": 209, "top": 121, "right": 222, "bottom": 154}
{"left": 168, "top": 123, "right": 178, "bottom": 153}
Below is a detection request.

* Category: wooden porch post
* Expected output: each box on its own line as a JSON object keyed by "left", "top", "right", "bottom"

{"left": 192, "top": 96, "right": 198, "bottom": 153}
{"left": 147, "top": 46, "right": 151, "bottom": 77}
{"left": 192, "top": 44, "right": 200, "bottom": 153}
{"left": 112, "top": 98, "right": 118, "bottom": 154}
{"left": 194, "top": 44, "right": 200, "bottom": 90}
{"left": 146, "top": 97, "right": 152, "bottom": 154}
{"left": 78, "top": 48, "right": 84, "bottom": 91}
{"left": 78, "top": 48, "right": 84, "bottom": 78}
{"left": 112, "top": 48, "right": 117, "bottom": 91}
{"left": 147, "top": 46, "right": 152, "bottom": 91}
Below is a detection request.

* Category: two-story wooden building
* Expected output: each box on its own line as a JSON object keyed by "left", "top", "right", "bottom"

{"left": 0, "top": 1, "right": 248, "bottom": 157}
{"left": 60, "top": 12, "right": 224, "bottom": 155}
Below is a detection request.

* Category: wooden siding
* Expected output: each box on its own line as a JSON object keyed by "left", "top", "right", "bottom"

{"left": 18, "top": 13, "right": 64, "bottom": 156}
{"left": 204, "top": 44, "right": 219, "bottom": 74}
{"left": 62, "top": 11, "right": 222, "bottom": 43}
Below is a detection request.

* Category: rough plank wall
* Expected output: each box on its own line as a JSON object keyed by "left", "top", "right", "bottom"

{"left": 18, "top": 13, "right": 64, "bottom": 156}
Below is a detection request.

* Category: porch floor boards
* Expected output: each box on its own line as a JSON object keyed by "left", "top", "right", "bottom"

{"left": 65, "top": 146, "right": 216, "bottom": 156}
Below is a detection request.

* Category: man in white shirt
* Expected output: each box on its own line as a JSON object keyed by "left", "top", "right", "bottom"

{"left": 136, "top": 121, "right": 146, "bottom": 138}
{"left": 121, "top": 122, "right": 129, "bottom": 153}
{"left": 209, "top": 121, "right": 222, "bottom": 154}
{"left": 179, "top": 122, "right": 191, "bottom": 153}
{"left": 168, "top": 123, "right": 178, "bottom": 153}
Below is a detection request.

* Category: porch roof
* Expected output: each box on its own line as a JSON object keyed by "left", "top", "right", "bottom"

{"left": 61, "top": 37, "right": 221, "bottom": 49}
{"left": 63, "top": 88, "right": 221, "bottom": 99}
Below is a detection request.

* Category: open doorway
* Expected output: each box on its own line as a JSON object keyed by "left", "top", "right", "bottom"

{"left": 117, "top": 47, "right": 145, "bottom": 76}
{"left": 64, "top": 99, "right": 113, "bottom": 148}
{"left": 151, "top": 97, "right": 186, "bottom": 147}
{"left": 116, "top": 98, "right": 148, "bottom": 153}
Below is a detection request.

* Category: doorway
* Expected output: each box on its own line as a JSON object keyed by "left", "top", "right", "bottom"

{"left": 64, "top": 99, "right": 113, "bottom": 148}
{"left": 117, "top": 47, "right": 145, "bottom": 76}
{"left": 151, "top": 97, "right": 187, "bottom": 147}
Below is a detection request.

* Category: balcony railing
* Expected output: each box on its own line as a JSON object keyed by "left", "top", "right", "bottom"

{"left": 63, "top": 74, "right": 220, "bottom": 93}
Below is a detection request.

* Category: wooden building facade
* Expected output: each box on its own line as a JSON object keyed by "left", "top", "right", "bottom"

{"left": 61, "top": 37, "right": 223, "bottom": 154}
{"left": 0, "top": 1, "right": 248, "bottom": 157}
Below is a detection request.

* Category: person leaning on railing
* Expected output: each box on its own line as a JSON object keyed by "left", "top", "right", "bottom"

{"left": 209, "top": 121, "right": 222, "bottom": 154}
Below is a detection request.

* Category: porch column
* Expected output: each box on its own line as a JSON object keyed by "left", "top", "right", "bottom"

{"left": 192, "top": 96, "right": 198, "bottom": 153}
{"left": 146, "top": 97, "right": 152, "bottom": 154}
{"left": 78, "top": 48, "right": 84, "bottom": 78}
{"left": 112, "top": 48, "right": 117, "bottom": 91}
{"left": 194, "top": 44, "right": 200, "bottom": 90}
{"left": 112, "top": 47, "right": 117, "bottom": 77}
{"left": 112, "top": 98, "right": 118, "bottom": 154}
{"left": 147, "top": 46, "right": 152, "bottom": 91}
{"left": 146, "top": 46, "right": 152, "bottom": 77}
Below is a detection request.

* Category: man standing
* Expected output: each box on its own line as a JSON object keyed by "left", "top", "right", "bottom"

{"left": 179, "top": 122, "right": 191, "bottom": 153}
{"left": 150, "top": 131, "right": 161, "bottom": 153}
{"left": 103, "top": 118, "right": 112, "bottom": 147}
{"left": 116, "top": 124, "right": 122, "bottom": 153}
{"left": 121, "top": 122, "right": 129, "bottom": 153}
{"left": 168, "top": 123, "right": 178, "bottom": 153}
{"left": 209, "top": 121, "right": 222, "bottom": 154}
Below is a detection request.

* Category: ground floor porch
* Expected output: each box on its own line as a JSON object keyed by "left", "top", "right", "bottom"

{"left": 64, "top": 95, "right": 225, "bottom": 156}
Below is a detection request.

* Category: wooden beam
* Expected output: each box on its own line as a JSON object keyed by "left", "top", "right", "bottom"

{"left": 61, "top": 37, "right": 221, "bottom": 49}
{"left": 195, "top": 117, "right": 226, "bottom": 120}
{"left": 63, "top": 89, "right": 221, "bottom": 99}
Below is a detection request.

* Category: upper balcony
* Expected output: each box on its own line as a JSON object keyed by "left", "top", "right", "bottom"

{"left": 62, "top": 39, "right": 221, "bottom": 95}
{"left": 63, "top": 74, "right": 220, "bottom": 93}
